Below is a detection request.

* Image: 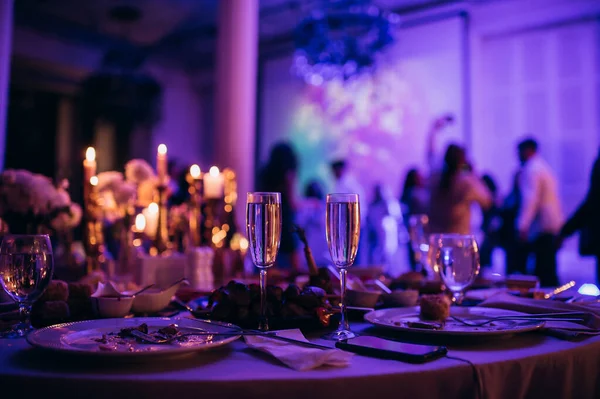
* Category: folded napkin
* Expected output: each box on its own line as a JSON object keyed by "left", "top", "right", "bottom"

{"left": 244, "top": 329, "right": 353, "bottom": 371}
{"left": 479, "top": 293, "right": 600, "bottom": 339}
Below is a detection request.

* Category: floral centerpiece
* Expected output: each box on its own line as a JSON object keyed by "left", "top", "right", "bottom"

{"left": 124, "top": 159, "right": 156, "bottom": 207}
{"left": 0, "top": 169, "right": 81, "bottom": 234}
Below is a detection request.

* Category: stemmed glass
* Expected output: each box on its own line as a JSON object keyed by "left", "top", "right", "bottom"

{"left": 0, "top": 235, "right": 54, "bottom": 337}
{"left": 323, "top": 193, "right": 360, "bottom": 341}
{"left": 429, "top": 234, "right": 480, "bottom": 304}
{"left": 246, "top": 192, "right": 282, "bottom": 331}
{"left": 408, "top": 214, "right": 431, "bottom": 275}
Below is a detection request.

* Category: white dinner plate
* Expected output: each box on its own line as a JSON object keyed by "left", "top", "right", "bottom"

{"left": 364, "top": 307, "right": 545, "bottom": 337}
{"left": 27, "top": 317, "right": 241, "bottom": 359}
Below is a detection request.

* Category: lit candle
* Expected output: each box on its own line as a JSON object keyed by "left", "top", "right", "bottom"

{"left": 157, "top": 144, "right": 168, "bottom": 185}
{"left": 83, "top": 147, "right": 96, "bottom": 184}
{"left": 90, "top": 176, "right": 98, "bottom": 187}
{"left": 190, "top": 164, "right": 201, "bottom": 180}
{"left": 134, "top": 214, "right": 146, "bottom": 233}
{"left": 142, "top": 202, "right": 159, "bottom": 239}
{"left": 204, "top": 166, "right": 224, "bottom": 199}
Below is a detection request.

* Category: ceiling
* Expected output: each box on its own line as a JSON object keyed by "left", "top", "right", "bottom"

{"left": 14, "top": 0, "right": 460, "bottom": 70}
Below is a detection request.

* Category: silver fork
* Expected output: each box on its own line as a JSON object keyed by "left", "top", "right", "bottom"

{"left": 130, "top": 329, "right": 265, "bottom": 344}
{"left": 450, "top": 312, "right": 588, "bottom": 327}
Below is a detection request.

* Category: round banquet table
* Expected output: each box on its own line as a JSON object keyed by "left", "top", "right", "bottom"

{"left": 1, "top": 322, "right": 599, "bottom": 399}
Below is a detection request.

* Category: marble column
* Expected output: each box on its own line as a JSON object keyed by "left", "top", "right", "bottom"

{"left": 0, "top": 0, "right": 14, "bottom": 170}
{"left": 214, "top": 0, "right": 259, "bottom": 231}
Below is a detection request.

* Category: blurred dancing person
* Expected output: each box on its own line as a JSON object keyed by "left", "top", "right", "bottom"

{"left": 515, "top": 138, "right": 563, "bottom": 287}
{"left": 558, "top": 148, "right": 600, "bottom": 284}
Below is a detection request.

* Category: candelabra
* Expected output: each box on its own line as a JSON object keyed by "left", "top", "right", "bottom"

{"left": 187, "top": 171, "right": 203, "bottom": 248}
{"left": 83, "top": 178, "right": 107, "bottom": 274}
{"left": 151, "top": 184, "right": 170, "bottom": 255}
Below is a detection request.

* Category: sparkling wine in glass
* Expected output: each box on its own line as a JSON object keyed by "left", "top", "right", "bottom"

{"left": 0, "top": 235, "right": 54, "bottom": 337}
{"left": 246, "top": 192, "right": 281, "bottom": 331}
{"left": 323, "top": 193, "right": 360, "bottom": 341}
{"left": 429, "top": 234, "right": 480, "bottom": 304}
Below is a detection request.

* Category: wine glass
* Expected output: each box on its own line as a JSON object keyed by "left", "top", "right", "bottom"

{"left": 0, "top": 235, "right": 54, "bottom": 337}
{"left": 323, "top": 193, "right": 360, "bottom": 341}
{"left": 246, "top": 192, "right": 282, "bottom": 331}
{"left": 429, "top": 234, "right": 480, "bottom": 304}
{"left": 408, "top": 214, "right": 431, "bottom": 275}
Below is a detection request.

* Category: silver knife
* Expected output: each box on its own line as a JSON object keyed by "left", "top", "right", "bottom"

{"left": 185, "top": 317, "right": 333, "bottom": 350}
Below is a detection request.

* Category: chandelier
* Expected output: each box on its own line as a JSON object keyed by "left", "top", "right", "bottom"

{"left": 292, "top": 0, "right": 399, "bottom": 85}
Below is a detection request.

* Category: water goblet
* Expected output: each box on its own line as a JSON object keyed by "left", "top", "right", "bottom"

{"left": 323, "top": 193, "right": 360, "bottom": 341}
{"left": 0, "top": 234, "right": 54, "bottom": 337}
{"left": 429, "top": 234, "right": 480, "bottom": 304}
{"left": 246, "top": 192, "right": 282, "bottom": 331}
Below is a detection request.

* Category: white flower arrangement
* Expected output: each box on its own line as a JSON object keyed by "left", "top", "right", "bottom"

{"left": 125, "top": 159, "right": 156, "bottom": 185}
{"left": 96, "top": 171, "right": 137, "bottom": 222}
{"left": 124, "top": 159, "right": 157, "bottom": 207}
{"left": 0, "top": 169, "right": 80, "bottom": 233}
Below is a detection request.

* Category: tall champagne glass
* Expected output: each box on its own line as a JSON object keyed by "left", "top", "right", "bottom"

{"left": 429, "top": 234, "right": 480, "bottom": 304}
{"left": 246, "top": 192, "right": 282, "bottom": 331}
{"left": 0, "top": 235, "right": 54, "bottom": 337}
{"left": 323, "top": 193, "right": 360, "bottom": 341}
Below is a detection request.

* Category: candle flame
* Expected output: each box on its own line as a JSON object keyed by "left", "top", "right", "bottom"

{"left": 190, "top": 164, "right": 201, "bottom": 179}
{"left": 158, "top": 144, "right": 167, "bottom": 155}
{"left": 86, "top": 147, "right": 96, "bottom": 162}
{"left": 148, "top": 202, "right": 159, "bottom": 213}
{"left": 90, "top": 176, "right": 98, "bottom": 186}
{"left": 209, "top": 166, "right": 220, "bottom": 177}
{"left": 135, "top": 214, "right": 146, "bottom": 232}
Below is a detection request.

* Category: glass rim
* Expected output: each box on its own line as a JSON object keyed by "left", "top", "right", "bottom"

{"left": 429, "top": 233, "right": 477, "bottom": 241}
{"left": 1, "top": 234, "right": 51, "bottom": 238}
{"left": 247, "top": 192, "right": 281, "bottom": 203}
{"left": 326, "top": 193, "right": 359, "bottom": 201}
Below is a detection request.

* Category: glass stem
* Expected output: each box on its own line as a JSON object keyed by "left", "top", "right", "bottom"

{"left": 259, "top": 269, "right": 268, "bottom": 331}
{"left": 339, "top": 268, "right": 349, "bottom": 331}
{"left": 452, "top": 291, "right": 464, "bottom": 305}
{"left": 18, "top": 302, "right": 31, "bottom": 330}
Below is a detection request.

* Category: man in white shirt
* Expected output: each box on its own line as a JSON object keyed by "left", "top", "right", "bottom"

{"left": 516, "top": 138, "right": 563, "bottom": 287}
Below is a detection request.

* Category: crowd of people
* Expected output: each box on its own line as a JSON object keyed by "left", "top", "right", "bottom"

{"left": 257, "top": 114, "right": 600, "bottom": 287}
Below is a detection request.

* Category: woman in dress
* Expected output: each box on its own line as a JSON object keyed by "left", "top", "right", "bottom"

{"left": 428, "top": 144, "right": 492, "bottom": 235}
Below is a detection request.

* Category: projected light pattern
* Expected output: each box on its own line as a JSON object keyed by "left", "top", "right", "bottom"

{"left": 288, "top": 64, "right": 429, "bottom": 202}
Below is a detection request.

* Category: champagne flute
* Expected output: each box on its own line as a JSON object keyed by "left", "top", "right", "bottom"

{"left": 0, "top": 235, "right": 54, "bottom": 337}
{"left": 246, "top": 192, "right": 282, "bottom": 331}
{"left": 323, "top": 193, "right": 360, "bottom": 341}
{"left": 429, "top": 234, "right": 480, "bottom": 304}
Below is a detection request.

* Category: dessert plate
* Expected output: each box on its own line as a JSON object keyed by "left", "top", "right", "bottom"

{"left": 364, "top": 307, "right": 545, "bottom": 337}
{"left": 27, "top": 317, "right": 241, "bottom": 359}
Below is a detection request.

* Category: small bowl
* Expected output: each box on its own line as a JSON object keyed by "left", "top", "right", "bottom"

{"left": 346, "top": 289, "right": 381, "bottom": 308}
{"left": 91, "top": 282, "right": 134, "bottom": 318}
{"left": 125, "top": 279, "right": 188, "bottom": 314}
{"left": 91, "top": 295, "right": 134, "bottom": 318}
{"left": 382, "top": 289, "right": 419, "bottom": 307}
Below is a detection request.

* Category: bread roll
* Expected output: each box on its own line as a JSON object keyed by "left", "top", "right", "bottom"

{"left": 39, "top": 280, "right": 69, "bottom": 302}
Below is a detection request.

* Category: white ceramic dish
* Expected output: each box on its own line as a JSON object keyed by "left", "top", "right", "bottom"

{"left": 91, "top": 282, "right": 134, "bottom": 318}
{"left": 125, "top": 279, "right": 188, "bottom": 314}
{"left": 382, "top": 289, "right": 419, "bottom": 307}
{"left": 26, "top": 317, "right": 241, "bottom": 359}
{"left": 346, "top": 289, "right": 381, "bottom": 308}
{"left": 364, "top": 307, "right": 545, "bottom": 337}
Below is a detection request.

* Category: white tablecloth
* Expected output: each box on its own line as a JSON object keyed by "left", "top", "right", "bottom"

{"left": 1, "top": 322, "right": 599, "bottom": 399}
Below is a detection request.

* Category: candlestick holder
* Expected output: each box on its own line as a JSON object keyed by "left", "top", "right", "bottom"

{"left": 151, "top": 184, "right": 170, "bottom": 255}
{"left": 202, "top": 198, "right": 221, "bottom": 246}
{"left": 83, "top": 182, "right": 107, "bottom": 274}
{"left": 187, "top": 176, "right": 203, "bottom": 248}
